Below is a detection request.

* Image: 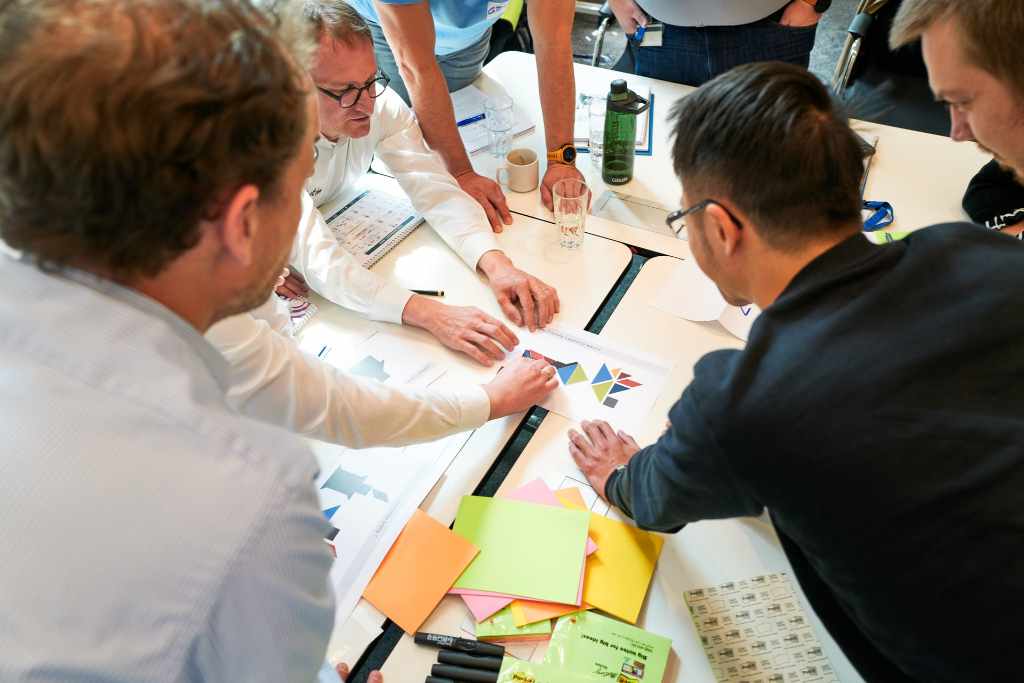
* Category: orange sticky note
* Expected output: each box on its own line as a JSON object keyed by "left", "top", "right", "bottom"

{"left": 363, "top": 509, "right": 479, "bottom": 635}
{"left": 510, "top": 599, "right": 589, "bottom": 627}
{"left": 555, "top": 487, "right": 588, "bottom": 510}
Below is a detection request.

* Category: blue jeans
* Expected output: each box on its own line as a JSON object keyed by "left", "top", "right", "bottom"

{"left": 367, "top": 21, "right": 493, "bottom": 105}
{"left": 635, "top": 12, "right": 817, "bottom": 86}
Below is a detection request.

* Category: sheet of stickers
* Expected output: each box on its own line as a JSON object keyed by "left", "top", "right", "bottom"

{"left": 683, "top": 572, "right": 839, "bottom": 683}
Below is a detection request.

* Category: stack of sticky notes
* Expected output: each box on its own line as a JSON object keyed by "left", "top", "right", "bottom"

{"left": 449, "top": 478, "right": 665, "bottom": 648}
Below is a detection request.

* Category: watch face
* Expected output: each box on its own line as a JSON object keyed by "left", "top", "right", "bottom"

{"left": 564, "top": 146, "right": 577, "bottom": 163}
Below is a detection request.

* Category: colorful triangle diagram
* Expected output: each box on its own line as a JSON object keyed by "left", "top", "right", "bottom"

{"left": 592, "top": 380, "right": 614, "bottom": 403}
{"left": 618, "top": 378, "right": 641, "bottom": 388}
{"left": 609, "top": 383, "right": 631, "bottom": 395}
{"left": 556, "top": 363, "right": 578, "bottom": 384}
{"left": 618, "top": 373, "right": 631, "bottom": 380}
{"left": 566, "top": 364, "right": 588, "bottom": 385}
{"left": 323, "top": 505, "right": 339, "bottom": 520}
{"left": 592, "top": 363, "right": 613, "bottom": 384}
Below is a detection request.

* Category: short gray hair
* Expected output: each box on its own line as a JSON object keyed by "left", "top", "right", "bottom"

{"left": 303, "top": 0, "right": 372, "bottom": 44}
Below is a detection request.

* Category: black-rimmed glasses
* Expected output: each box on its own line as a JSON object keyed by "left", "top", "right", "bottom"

{"left": 665, "top": 199, "right": 742, "bottom": 237}
{"left": 317, "top": 71, "right": 390, "bottom": 108}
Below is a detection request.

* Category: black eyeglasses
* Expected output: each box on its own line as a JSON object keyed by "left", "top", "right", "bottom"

{"left": 665, "top": 199, "right": 742, "bottom": 238}
{"left": 317, "top": 71, "right": 390, "bottom": 108}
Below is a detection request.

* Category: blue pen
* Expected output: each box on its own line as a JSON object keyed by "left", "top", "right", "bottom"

{"left": 457, "top": 112, "right": 486, "bottom": 127}
{"left": 633, "top": 24, "right": 646, "bottom": 42}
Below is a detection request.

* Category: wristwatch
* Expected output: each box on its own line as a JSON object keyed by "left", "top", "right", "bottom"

{"left": 798, "top": 0, "right": 831, "bottom": 11}
{"left": 547, "top": 143, "right": 578, "bottom": 165}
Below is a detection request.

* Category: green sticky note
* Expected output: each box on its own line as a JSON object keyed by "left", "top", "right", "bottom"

{"left": 453, "top": 495, "right": 589, "bottom": 605}
{"left": 476, "top": 606, "right": 552, "bottom": 640}
{"left": 544, "top": 611, "right": 672, "bottom": 683}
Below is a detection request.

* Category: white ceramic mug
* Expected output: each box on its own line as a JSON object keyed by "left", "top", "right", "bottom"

{"left": 496, "top": 148, "right": 539, "bottom": 193}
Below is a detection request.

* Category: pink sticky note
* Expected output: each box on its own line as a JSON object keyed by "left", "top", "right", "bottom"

{"left": 459, "top": 593, "right": 514, "bottom": 622}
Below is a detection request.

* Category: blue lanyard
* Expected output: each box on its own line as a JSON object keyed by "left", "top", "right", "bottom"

{"left": 863, "top": 200, "right": 894, "bottom": 231}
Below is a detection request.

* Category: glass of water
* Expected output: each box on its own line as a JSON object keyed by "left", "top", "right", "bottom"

{"left": 484, "top": 94, "right": 514, "bottom": 158}
{"left": 553, "top": 178, "right": 590, "bottom": 250}
{"left": 588, "top": 98, "right": 606, "bottom": 168}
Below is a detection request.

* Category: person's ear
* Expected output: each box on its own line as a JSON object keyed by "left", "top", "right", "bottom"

{"left": 705, "top": 202, "right": 743, "bottom": 257}
{"left": 217, "top": 184, "right": 261, "bottom": 267}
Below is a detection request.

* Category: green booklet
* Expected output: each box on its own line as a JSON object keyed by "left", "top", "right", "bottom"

{"left": 544, "top": 611, "right": 672, "bottom": 682}
{"left": 497, "top": 657, "right": 593, "bottom": 683}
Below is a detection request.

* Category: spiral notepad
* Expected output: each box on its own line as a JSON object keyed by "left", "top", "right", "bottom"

{"left": 323, "top": 189, "right": 424, "bottom": 269}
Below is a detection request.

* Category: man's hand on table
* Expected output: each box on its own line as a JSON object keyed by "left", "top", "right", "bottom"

{"left": 569, "top": 420, "right": 641, "bottom": 502}
{"left": 478, "top": 251, "right": 559, "bottom": 332}
{"left": 483, "top": 355, "right": 560, "bottom": 418}
{"left": 402, "top": 294, "right": 519, "bottom": 366}
{"left": 456, "top": 170, "right": 513, "bottom": 233}
{"left": 540, "top": 163, "right": 586, "bottom": 212}
{"left": 336, "top": 662, "right": 382, "bottom": 683}
{"left": 780, "top": 0, "right": 822, "bottom": 27}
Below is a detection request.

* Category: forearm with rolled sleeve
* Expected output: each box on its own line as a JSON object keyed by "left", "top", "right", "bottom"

{"left": 375, "top": 90, "right": 500, "bottom": 271}
{"left": 605, "top": 381, "right": 763, "bottom": 533}
{"left": 290, "top": 191, "right": 413, "bottom": 324}
{"left": 206, "top": 312, "right": 491, "bottom": 448}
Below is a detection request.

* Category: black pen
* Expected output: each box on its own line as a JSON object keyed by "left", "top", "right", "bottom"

{"left": 431, "top": 663, "right": 498, "bottom": 683}
{"left": 425, "top": 678, "right": 456, "bottom": 683}
{"left": 414, "top": 632, "right": 505, "bottom": 658}
{"left": 411, "top": 289, "right": 445, "bottom": 297}
{"left": 438, "top": 650, "right": 503, "bottom": 671}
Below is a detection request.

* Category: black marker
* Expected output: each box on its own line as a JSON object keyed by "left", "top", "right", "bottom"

{"left": 414, "top": 632, "right": 505, "bottom": 658}
{"left": 438, "top": 650, "right": 503, "bottom": 671}
{"left": 411, "top": 289, "right": 445, "bottom": 297}
{"left": 431, "top": 663, "right": 498, "bottom": 683}
{"left": 425, "top": 678, "right": 456, "bottom": 683}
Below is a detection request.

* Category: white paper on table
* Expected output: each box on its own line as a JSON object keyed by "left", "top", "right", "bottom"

{"left": 511, "top": 325, "right": 672, "bottom": 434}
{"left": 314, "top": 430, "right": 474, "bottom": 631}
{"left": 651, "top": 258, "right": 762, "bottom": 342}
{"left": 299, "top": 330, "right": 446, "bottom": 387}
{"left": 324, "top": 601, "right": 386, "bottom": 669}
{"left": 451, "top": 84, "right": 534, "bottom": 155}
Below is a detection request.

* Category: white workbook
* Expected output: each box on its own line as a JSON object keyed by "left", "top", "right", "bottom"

{"left": 684, "top": 572, "right": 840, "bottom": 683}
{"left": 512, "top": 326, "right": 673, "bottom": 434}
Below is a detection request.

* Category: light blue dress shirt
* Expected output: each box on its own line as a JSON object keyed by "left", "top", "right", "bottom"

{"left": 0, "top": 254, "right": 338, "bottom": 682}
{"left": 347, "top": 0, "right": 511, "bottom": 55}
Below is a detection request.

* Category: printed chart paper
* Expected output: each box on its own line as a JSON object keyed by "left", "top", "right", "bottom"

{"left": 300, "top": 330, "right": 445, "bottom": 387}
{"left": 512, "top": 326, "right": 672, "bottom": 432}
{"left": 652, "top": 258, "right": 762, "bottom": 342}
{"left": 311, "top": 431, "right": 472, "bottom": 632}
{"left": 684, "top": 572, "right": 839, "bottom": 683}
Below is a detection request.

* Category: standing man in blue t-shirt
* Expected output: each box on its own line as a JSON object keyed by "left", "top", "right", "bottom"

{"left": 346, "top": 0, "right": 584, "bottom": 230}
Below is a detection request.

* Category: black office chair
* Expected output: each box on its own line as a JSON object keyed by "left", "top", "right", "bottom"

{"left": 486, "top": 0, "right": 533, "bottom": 64}
{"left": 591, "top": 2, "right": 636, "bottom": 73}
{"left": 832, "top": 0, "right": 950, "bottom": 136}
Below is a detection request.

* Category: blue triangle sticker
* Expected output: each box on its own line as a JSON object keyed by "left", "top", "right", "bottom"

{"left": 592, "top": 363, "right": 613, "bottom": 384}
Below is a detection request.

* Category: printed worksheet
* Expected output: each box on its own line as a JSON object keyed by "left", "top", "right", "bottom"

{"left": 512, "top": 326, "right": 672, "bottom": 434}
{"left": 684, "top": 573, "right": 839, "bottom": 683}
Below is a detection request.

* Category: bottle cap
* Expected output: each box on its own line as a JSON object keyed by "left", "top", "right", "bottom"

{"left": 610, "top": 79, "right": 628, "bottom": 94}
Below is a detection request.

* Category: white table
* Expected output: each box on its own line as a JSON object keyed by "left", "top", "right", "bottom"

{"left": 469, "top": 52, "right": 990, "bottom": 254}
{"left": 380, "top": 256, "right": 863, "bottom": 682}
{"left": 299, "top": 208, "right": 633, "bottom": 665}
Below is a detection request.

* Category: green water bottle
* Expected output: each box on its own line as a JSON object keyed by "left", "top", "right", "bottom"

{"left": 601, "top": 79, "right": 649, "bottom": 186}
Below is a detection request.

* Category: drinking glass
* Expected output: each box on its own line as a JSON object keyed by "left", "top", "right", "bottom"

{"left": 484, "top": 94, "right": 514, "bottom": 158}
{"left": 553, "top": 179, "right": 590, "bottom": 250}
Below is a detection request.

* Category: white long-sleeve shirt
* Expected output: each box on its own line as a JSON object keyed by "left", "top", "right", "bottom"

{"left": 292, "top": 86, "right": 500, "bottom": 324}
{"left": 206, "top": 298, "right": 491, "bottom": 449}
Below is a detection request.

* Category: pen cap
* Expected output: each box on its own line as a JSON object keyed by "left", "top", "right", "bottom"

{"left": 431, "top": 663, "right": 498, "bottom": 683}
{"left": 438, "top": 650, "right": 503, "bottom": 671}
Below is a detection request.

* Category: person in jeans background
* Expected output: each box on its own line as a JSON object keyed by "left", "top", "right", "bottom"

{"left": 608, "top": 0, "right": 828, "bottom": 86}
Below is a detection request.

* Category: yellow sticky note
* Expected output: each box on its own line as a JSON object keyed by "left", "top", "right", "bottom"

{"left": 582, "top": 513, "right": 664, "bottom": 624}
{"left": 363, "top": 509, "right": 479, "bottom": 635}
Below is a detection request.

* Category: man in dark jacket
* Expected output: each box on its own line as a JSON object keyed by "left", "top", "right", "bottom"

{"left": 569, "top": 61, "right": 1024, "bottom": 682}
